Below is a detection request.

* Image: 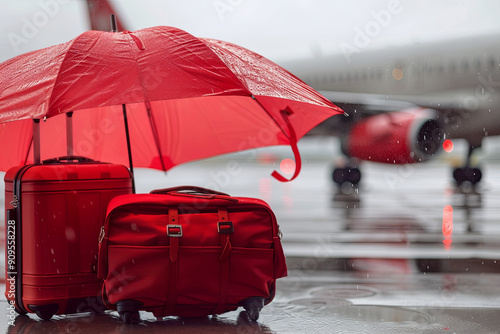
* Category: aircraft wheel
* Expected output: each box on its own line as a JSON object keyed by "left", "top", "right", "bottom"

{"left": 453, "top": 166, "right": 482, "bottom": 187}
{"left": 332, "top": 167, "right": 361, "bottom": 186}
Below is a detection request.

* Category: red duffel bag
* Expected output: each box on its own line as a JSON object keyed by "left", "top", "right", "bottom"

{"left": 98, "top": 186, "right": 287, "bottom": 323}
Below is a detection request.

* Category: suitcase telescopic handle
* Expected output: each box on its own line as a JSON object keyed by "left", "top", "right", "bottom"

{"left": 150, "top": 186, "right": 230, "bottom": 197}
{"left": 42, "top": 155, "right": 96, "bottom": 164}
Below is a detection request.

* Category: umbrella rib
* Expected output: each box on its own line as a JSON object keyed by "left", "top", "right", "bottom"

{"left": 44, "top": 35, "right": 100, "bottom": 118}
{"left": 251, "top": 95, "right": 290, "bottom": 140}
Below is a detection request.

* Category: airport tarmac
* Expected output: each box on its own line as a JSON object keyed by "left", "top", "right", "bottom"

{"left": 1, "top": 138, "right": 500, "bottom": 333}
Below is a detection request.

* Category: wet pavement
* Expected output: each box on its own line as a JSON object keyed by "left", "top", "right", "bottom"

{"left": 1, "top": 137, "right": 500, "bottom": 333}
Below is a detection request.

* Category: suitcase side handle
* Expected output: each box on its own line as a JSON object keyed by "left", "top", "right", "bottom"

{"left": 150, "top": 186, "right": 230, "bottom": 197}
{"left": 42, "top": 155, "right": 96, "bottom": 164}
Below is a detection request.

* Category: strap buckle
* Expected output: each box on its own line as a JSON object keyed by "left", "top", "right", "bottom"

{"left": 167, "top": 225, "right": 183, "bottom": 237}
{"left": 218, "top": 221, "right": 234, "bottom": 234}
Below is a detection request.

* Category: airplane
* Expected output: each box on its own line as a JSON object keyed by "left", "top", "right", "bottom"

{"left": 85, "top": 0, "right": 499, "bottom": 192}
{"left": 281, "top": 34, "right": 500, "bottom": 192}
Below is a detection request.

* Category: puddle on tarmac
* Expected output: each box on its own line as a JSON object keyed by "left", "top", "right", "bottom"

{"left": 263, "top": 302, "right": 434, "bottom": 333}
{"left": 331, "top": 305, "right": 430, "bottom": 324}
{"left": 310, "top": 286, "right": 377, "bottom": 299}
{"left": 288, "top": 298, "right": 352, "bottom": 307}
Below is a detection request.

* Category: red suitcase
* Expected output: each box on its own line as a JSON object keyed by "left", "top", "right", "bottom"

{"left": 98, "top": 186, "right": 287, "bottom": 323}
{"left": 4, "top": 156, "right": 133, "bottom": 320}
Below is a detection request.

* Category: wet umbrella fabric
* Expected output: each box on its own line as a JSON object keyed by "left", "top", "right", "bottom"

{"left": 0, "top": 26, "right": 342, "bottom": 180}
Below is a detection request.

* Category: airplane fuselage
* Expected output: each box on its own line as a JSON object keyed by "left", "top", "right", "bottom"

{"left": 283, "top": 34, "right": 500, "bottom": 146}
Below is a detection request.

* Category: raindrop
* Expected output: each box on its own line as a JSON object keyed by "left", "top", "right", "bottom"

{"left": 66, "top": 227, "right": 76, "bottom": 241}
{"left": 50, "top": 249, "right": 54, "bottom": 255}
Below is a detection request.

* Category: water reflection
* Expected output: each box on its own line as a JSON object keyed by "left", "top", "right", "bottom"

{"left": 449, "top": 192, "right": 482, "bottom": 233}
{"left": 6, "top": 311, "right": 274, "bottom": 334}
{"left": 327, "top": 189, "right": 500, "bottom": 275}
{"left": 442, "top": 205, "right": 453, "bottom": 248}
{"left": 332, "top": 305, "right": 430, "bottom": 324}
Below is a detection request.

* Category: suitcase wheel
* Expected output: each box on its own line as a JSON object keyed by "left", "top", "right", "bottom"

{"left": 15, "top": 308, "right": 27, "bottom": 316}
{"left": 29, "top": 304, "right": 59, "bottom": 321}
{"left": 241, "top": 297, "right": 265, "bottom": 321}
{"left": 116, "top": 300, "right": 142, "bottom": 324}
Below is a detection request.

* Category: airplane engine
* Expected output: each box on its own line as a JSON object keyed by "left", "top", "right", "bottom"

{"left": 343, "top": 108, "right": 443, "bottom": 164}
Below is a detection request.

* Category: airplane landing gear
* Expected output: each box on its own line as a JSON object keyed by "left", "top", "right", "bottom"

{"left": 453, "top": 144, "right": 482, "bottom": 193}
{"left": 332, "top": 166, "right": 361, "bottom": 198}
{"left": 453, "top": 166, "right": 482, "bottom": 186}
{"left": 332, "top": 167, "right": 361, "bottom": 188}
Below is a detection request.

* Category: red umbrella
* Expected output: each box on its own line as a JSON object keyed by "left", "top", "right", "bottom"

{"left": 0, "top": 26, "right": 342, "bottom": 182}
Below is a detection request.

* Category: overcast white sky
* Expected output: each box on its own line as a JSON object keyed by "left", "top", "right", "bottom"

{"left": 1, "top": 0, "right": 500, "bottom": 63}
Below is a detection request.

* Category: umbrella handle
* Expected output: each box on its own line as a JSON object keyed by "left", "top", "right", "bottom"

{"left": 150, "top": 186, "right": 230, "bottom": 197}
{"left": 271, "top": 107, "right": 302, "bottom": 182}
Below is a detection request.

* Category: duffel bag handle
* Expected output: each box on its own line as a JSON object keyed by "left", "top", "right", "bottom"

{"left": 150, "top": 186, "right": 229, "bottom": 197}
{"left": 42, "top": 155, "right": 96, "bottom": 164}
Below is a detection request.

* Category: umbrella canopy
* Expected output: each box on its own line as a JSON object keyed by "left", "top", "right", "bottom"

{"left": 0, "top": 26, "right": 342, "bottom": 181}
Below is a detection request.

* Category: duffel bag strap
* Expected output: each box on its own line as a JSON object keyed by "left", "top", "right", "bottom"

{"left": 165, "top": 207, "right": 181, "bottom": 315}
{"left": 218, "top": 209, "right": 233, "bottom": 262}
{"left": 167, "top": 208, "right": 181, "bottom": 262}
{"left": 214, "top": 208, "right": 233, "bottom": 314}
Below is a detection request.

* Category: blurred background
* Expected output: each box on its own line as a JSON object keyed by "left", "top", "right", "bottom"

{"left": 2, "top": 0, "right": 500, "bottom": 63}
